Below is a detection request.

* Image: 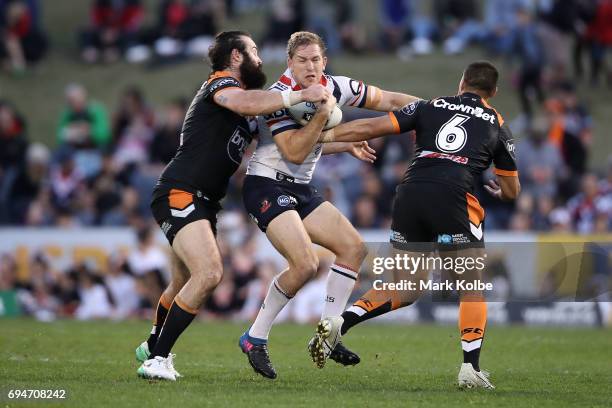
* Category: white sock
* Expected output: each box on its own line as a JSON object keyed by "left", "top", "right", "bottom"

{"left": 248, "top": 278, "right": 292, "bottom": 340}
{"left": 322, "top": 263, "right": 358, "bottom": 319}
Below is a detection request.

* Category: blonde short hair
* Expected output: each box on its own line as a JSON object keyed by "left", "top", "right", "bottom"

{"left": 286, "top": 31, "right": 327, "bottom": 58}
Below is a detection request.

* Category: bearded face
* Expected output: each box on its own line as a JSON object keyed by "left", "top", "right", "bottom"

{"left": 239, "top": 51, "right": 267, "bottom": 90}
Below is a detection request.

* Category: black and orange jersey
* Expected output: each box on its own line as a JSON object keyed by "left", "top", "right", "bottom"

{"left": 389, "top": 92, "right": 517, "bottom": 193}
{"left": 157, "top": 71, "right": 255, "bottom": 202}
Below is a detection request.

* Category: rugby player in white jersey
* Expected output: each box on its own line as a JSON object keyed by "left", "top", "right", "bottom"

{"left": 238, "top": 31, "right": 420, "bottom": 379}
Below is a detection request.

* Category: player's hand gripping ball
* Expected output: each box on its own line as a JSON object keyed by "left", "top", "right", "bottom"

{"left": 288, "top": 101, "right": 343, "bottom": 130}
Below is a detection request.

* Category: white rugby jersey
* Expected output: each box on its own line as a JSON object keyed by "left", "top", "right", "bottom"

{"left": 246, "top": 68, "right": 368, "bottom": 183}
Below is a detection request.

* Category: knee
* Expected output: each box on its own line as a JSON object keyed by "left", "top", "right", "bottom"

{"left": 191, "top": 263, "right": 223, "bottom": 292}
{"left": 339, "top": 238, "right": 368, "bottom": 264}
{"left": 169, "top": 272, "right": 189, "bottom": 292}
{"left": 293, "top": 254, "right": 319, "bottom": 282}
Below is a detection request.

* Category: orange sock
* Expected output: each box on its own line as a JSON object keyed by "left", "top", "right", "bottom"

{"left": 459, "top": 298, "right": 487, "bottom": 371}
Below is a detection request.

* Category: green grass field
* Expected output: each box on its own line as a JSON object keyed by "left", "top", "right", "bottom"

{"left": 0, "top": 320, "right": 611, "bottom": 407}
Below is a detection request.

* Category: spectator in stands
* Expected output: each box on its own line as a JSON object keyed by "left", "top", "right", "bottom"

{"left": 306, "top": 0, "right": 365, "bottom": 55}
{"left": 585, "top": 0, "right": 612, "bottom": 86}
{"left": 149, "top": 97, "right": 186, "bottom": 165}
{"left": 567, "top": 173, "right": 611, "bottom": 234}
{"left": 509, "top": 6, "right": 546, "bottom": 119}
{"left": 0, "top": 0, "right": 47, "bottom": 73}
{"left": 434, "top": 0, "right": 483, "bottom": 55}
{"left": 79, "top": 0, "right": 144, "bottom": 63}
{"left": 0, "top": 101, "right": 27, "bottom": 173}
{"left": 517, "top": 117, "right": 566, "bottom": 199}
{"left": 2, "top": 142, "right": 49, "bottom": 224}
{"left": 482, "top": 0, "right": 532, "bottom": 56}
{"left": 105, "top": 253, "right": 139, "bottom": 319}
{"left": 57, "top": 83, "right": 111, "bottom": 150}
{"left": 351, "top": 195, "right": 383, "bottom": 229}
{"left": 75, "top": 264, "right": 113, "bottom": 320}
{"left": 112, "top": 86, "right": 155, "bottom": 168}
{"left": 537, "top": 0, "right": 583, "bottom": 83}
{"left": 49, "top": 147, "right": 84, "bottom": 213}
{"left": 260, "top": 0, "right": 305, "bottom": 62}
{"left": 127, "top": 225, "right": 167, "bottom": 304}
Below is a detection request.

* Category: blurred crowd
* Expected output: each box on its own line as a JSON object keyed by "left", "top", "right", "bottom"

{"left": 0, "top": 218, "right": 339, "bottom": 322}
{"left": 0, "top": 0, "right": 610, "bottom": 320}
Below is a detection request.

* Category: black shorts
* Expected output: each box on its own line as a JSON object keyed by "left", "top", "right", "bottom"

{"left": 243, "top": 175, "right": 325, "bottom": 232}
{"left": 150, "top": 184, "right": 221, "bottom": 245}
{"left": 390, "top": 182, "right": 485, "bottom": 251}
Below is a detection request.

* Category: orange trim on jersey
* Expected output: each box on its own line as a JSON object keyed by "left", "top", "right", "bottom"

{"left": 168, "top": 189, "right": 193, "bottom": 210}
{"left": 388, "top": 112, "right": 400, "bottom": 134}
{"left": 481, "top": 98, "right": 505, "bottom": 126}
{"left": 208, "top": 70, "right": 233, "bottom": 81}
{"left": 494, "top": 168, "right": 519, "bottom": 177}
{"left": 174, "top": 297, "right": 199, "bottom": 315}
{"left": 466, "top": 192, "right": 485, "bottom": 226}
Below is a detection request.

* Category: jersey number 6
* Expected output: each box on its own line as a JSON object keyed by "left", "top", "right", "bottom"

{"left": 435, "top": 114, "right": 469, "bottom": 153}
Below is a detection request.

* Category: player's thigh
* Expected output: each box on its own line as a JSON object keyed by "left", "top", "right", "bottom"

{"left": 265, "top": 210, "right": 318, "bottom": 274}
{"left": 390, "top": 184, "right": 434, "bottom": 250}
{"left": 302, "top": 201, "right": 365, "bottom": 259}
{"left": 172, "top": 219, "right": 223, "bottom": 283}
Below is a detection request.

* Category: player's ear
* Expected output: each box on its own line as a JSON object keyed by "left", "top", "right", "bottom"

{"left": 322, "top": 55, "right": 328, "bottom": 70}
{"left": 231, "top": 48, "right": 243, "bottom": 67}
{"left": 491, "top": 86, "right": 498, "bottom": 98}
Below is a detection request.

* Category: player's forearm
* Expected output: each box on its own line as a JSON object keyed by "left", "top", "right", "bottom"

{"left": 319, "top": 119, "right": 378, "bottom": 143}
{"left": 225, "top": 90, "right": 305, "bottom": 116}
{"left": 322, "top": 142, "right": 351, "bottom": 155}
{"left": 284, "top": 113, "right": 329, "bottom": 164}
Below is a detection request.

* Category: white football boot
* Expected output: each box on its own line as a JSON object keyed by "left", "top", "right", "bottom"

{"left": 137, "top": 356, "right": 176, "bottom": 381}
{"left": 457, "top": 363, "right": 495, "bottom": 389}
{"left": 308, "top": 316, "right": 343, "bottom": 369}
{"left": 166, "top": 353, "right": 182, "bottom": 378}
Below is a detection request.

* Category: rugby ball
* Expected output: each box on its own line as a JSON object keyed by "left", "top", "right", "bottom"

{"left": 288, "top": 101, "right": 343, "bottom": 130}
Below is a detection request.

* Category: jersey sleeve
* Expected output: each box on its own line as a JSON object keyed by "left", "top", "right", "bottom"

{"left": 332, "top": 75, "right": 368, "bottom": 107}
{"left": 262, "top": 107, "right": 301, "bottom": 136}
{"left": 389, "top": 100, "right": 423, "bottom": 134}
{"left": 205, "top": 76, "right": 242, "bottom": 100}
{"left": 492, "top": 124, "right": 518, "bottom": 176}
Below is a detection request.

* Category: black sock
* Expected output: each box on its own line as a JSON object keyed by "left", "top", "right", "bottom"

{"left": 150, "top": 301, "right": 196, "bottom": 359}
{"left": 340, "top": 311, "right": 360, "bottom": 335}
{"left": 463, "top": 348, "right": 481, "bottom": 371}
{"left": 340, "top": 299, "right": 404, "bottom": 335}
{"left": 146, "top": 298, "right": 170, "bottom": 351}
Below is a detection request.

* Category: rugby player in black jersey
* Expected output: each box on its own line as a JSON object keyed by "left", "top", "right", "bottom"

{"left": 318, "top": 61, "right": 520, "bottom": 389}
{"left": 135, "top": 30, "right": 332, "bottom": 381}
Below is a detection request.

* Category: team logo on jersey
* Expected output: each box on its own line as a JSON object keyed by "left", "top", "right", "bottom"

{"left": 260, "top": 199, "right": 271, "bottom": 213}
{"left": 209, "top": 77, "right": 238, "bottom": 94}
{"left": 349, "top": 79, "right": 363, "bottom": 96}
{"left": 400, "top": 102, "right": 418, "bottom": 116}
{"left": 277, "top": 195, "right": 296, "bottom": 207}
{"left": 390, "top": 230, "right": 407, "bottom": 244}
{"left": 227, "top": 126, "right": 250, "bottom": 164}
{"left": 437, "top": 234, "right": 452, "bottom": 244}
